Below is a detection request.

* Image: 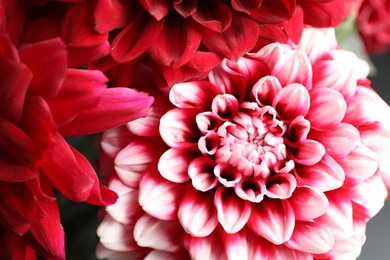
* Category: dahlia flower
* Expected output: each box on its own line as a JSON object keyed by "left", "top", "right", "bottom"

{"left": 0, "top": 33, "right": 153, "bottom": 259}
{"left": 357, "top": 0, "right": 390, "bottom": 54}
{"left": 97, "top": 27, "right": 390, "bottom": 259}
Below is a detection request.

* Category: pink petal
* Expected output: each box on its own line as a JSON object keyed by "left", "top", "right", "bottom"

{"left": 105, "top": 177, "right": 143, "bottom": 225}
{"left": 312, "top": 60, "right": 356, "bottom": 99}
{"left": 111, "top": 13, "right": 163, "bottom": 62}
{"left": 144, "top": 250, "right": 190, "bottom": 260}
{"left": 214, "top": 162, "right": 242, "bottom": 187}
{"left": 272, "top": 50, "right": 312, "bottom": 89}
{"left": 196, "top": 112, "right": 222, "bottom": 134}
{"left": 289, "top": 139, "right": 325, "bottom": 166}
{"left": 272, "top": 83, "right": 310, "bottom": 122}
{"left": 183, "top": 231, "right": 226, "bottom": 260}
{"left": 265, "top": 173, "right": 296, "bottom": 199}
{"left": 223, "top": 229, "right": 251, "bottom": 260}
{"left": 315, "top": 191, "right": 353, "bottom": 240}
{"left": 114, "top": 137, "right": 165, "bottom": 188}
{"left": 297, "top": 28, "right": 337, "bottom": 63}
{"left": 285, "top": 221, "right": 334, "bottom": 254}
{"left": 294, "top": 154, "right": 345, "bottom": 192}
{"left": 305, "top": 88, "right": 347, "bottom": 130}
{"left": 254, "top": 42, "right": 292, "bottom": 71}
{"left": 158, "top": 148, "right": 197, "bottom": 183}
{"left": 211, "top": 94, "right": 239, "bottom": 120}
{"left": 234, "top": 177, "right": 266, "bottom": 203}
{"left": 188, "top": 156, "right": 218, "bottom": 192}
{"left": 178, "top": 186, "right": 218, "bottom": 237}
{"left": 97, "top": 215, "right": 140, "bottom": 252}
{"left": 202, "top": 12, "right": 260, "bottom": 61}
{"left": 191, "top": 1, "right": 232, "bottom": 32}
{"left": 310, "top": 123, "right": 360, "bottom": 159}
{"left": 149, "top": 16, "right": 202, "bottom": 68}
{"left": 169, "top": 81, "right": 218, "bottom": 110}
{"left": 286, "top": 115, "right": 310, "bottom": 144}
{"left": 248, "top": 199, "right": 294, "bottom": 244}
{"left": 139, "top": 0, "right": 169, "bottom": 21}
{"left": 159, "top": 108, "right": 201, "bottom": 149}
{"left": 59, "top": 87, "right": 154, "bottom": 136}
{"left": 214, "top": 187, "right": 251, "bottom": 234}
{"left": 138, "top": 168, "right": 183, "bottom": 220}
{"left": 338, "top": 143, "right": 379, "bottom": 185}
{"left": 133, "top": 214, "right": 182, "bottom": 252}
{"left": 288, "top": 186, "right": 329, "bottom": 221}
{"left": 208, "top": 60, "right": 247, "bottom": 103}
{"left": 251, "top": 75, "right": 282, "bottom": 106}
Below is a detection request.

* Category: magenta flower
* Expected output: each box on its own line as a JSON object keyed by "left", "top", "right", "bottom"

{"left": 357, "top": 0, "right": 390, "bottom": 54}
{"left": 97, "top": 28, "right": 390, "bottom": 259}
{"left": 0, "top": 32, "right": 153, "bottom": 259}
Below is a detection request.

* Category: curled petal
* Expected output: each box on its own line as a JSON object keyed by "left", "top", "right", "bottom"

{"left": 305, "top": 88, "right": 347, "bottom": 131}
{"left": 311, "top": 123, "right": 360, "bottom": 159}
{"left": 295, "top": 154, "right": 345, "bottom": 192}
{"left": 214, "top": 187, "right": 251, "bottom": 234}
{"left": 160, "top": 108, "right": 201, "bottom": 148}
{"left": 338, "top": 143, "right": 379, "bottom": 186}
{"left": 139, "top": 0, "right": 169, "bottom": 21}
{"left": 290, "top": 139, "right": 325, "bottom": 166}
{"left": 178, "top": 186, "right": 218, "bottom": 237}
{"left": 196, "top": 112, "right": 222, "bottom": 134}
{"left": 170, "top": 81, "right": 218, "bottom": 110}
{"left": 188, "top": 156, "right": 218, "bottom": 192}
{"left": 191, "top": 1, "right": 232, "bottom": 32}
{"left": 272, "top": 83, "right": 310, "bottom": 122}
{"left": 251, "top": 75, "right": 282, "bottom": 106}
{"left": 265, "top": 173, "right": 296, "bottom": 199}
{"left": 272, "top": 50, "right": 312, "bottom": 89}
{"left": 234, "top": 177, "right": 266, "bottom": 203}
{"left": 285, "top": 221, "right": 334, "bottom": 254}
{"left": 134, "top": 214, "right": 182, "bottom": 252}
{"left": 198, "top": 132, "right": 220, "bottom": 156}
{"left": 138, "top": 168, "right": 183, "bottom": 220}
{"left": 214, "top": 162, "right": 242, "bottom": 187}
{"left": 248, "top": 199, "right": 294, "bottom": 245}
{"left": 211, "top": 94, "right": 239, "bottom": 120}
{"left": 158, "top": 148, "right": 197, "bottom": 183}
{"left": 288, "top": 186, "right": 329, "bottom": 221}
{"left": 287, "top": 115, "right": 310, "bottom": 144}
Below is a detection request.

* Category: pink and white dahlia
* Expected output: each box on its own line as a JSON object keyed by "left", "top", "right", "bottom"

{"left": 97, "top": 28, "right": 390, "bottom": 259}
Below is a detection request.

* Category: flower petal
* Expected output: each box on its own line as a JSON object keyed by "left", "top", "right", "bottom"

{"left": 272, "top": 83, "right": 310, "bottom": 122}
{"left": 214, "top": 187, "right": 251, "bottom": 234}
{"left": 191, "top": 1, "right": 232, "bottom": 32}
{"left": 305, "top": 88, "right": 347, "bottom": 131}
{"left": 265, "top": 173, "right": 296, "bottom": 199}
{"left": 134, "top": 214, "right": 182, "bottom": 252}
{"left": 288, "top": 186, "right": 329, "bottom": 221}
{"left": 251, "top": 75, "right": 282, "bottom": 106}
{"left": 285, "top": 221, "right": 334, "bottom": 254}
{"left": 248, "top": 199, "right": 294, "bottom": 245}
{"left": 289, "top": 139, "right": 325, "bottom": 166}
{"left": 139, "top": 0, "right": 169, "bottom": 21}
{"left": 138, "top": 168, "right": 183, "bottom": 220}
{"left": 178, "top": 186, "right": 218, "bottom": 237}
{"left": 188, "top": 156, "right": 218, "bottom": 192}
{"left": 158, "top": 148, "right": 197, "bottom": 183}
{"left": 294, "top": 154, "right": 345, "bottom": 192}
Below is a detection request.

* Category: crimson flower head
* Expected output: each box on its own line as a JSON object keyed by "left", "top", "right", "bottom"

{"left": 0, "top": 32, "right": 153, "bottom": 259}
{"left": 357, "top": 0, "right": 390, "bottom": 54}
{"left": 97, "top": 28, "right": 390, "bottom": 259}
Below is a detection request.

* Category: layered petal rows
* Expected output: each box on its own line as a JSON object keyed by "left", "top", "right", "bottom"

{"left": 97, "top": 28, "right": 390, "bottom": 259}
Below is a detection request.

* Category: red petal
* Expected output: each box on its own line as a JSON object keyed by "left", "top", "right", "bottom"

{"left": 111, "top": 13, "right": 163, "bottom": 62}
{"left": 67, "top": 41, "right": 110, "bottom": 68}
{"left": 61, "top": 1, "right": 108, "bottom": 46}
{"left": 139, "top": 0, "right": 169, "bottom": 21}
{"left": 202, "top": 12, "right": 260, "bottom": 61}
{"left": 94, "top": 0, "right": 132, "bottom": 33}
{"left": 248, "top": 199, "right": 294, "bottom": 244}
{"left": 41, "top": 133, "right": 118, "bottom": 205}
{"left": 251, "top": 0, "right": 295, "bottom": 23}
{"left": 19, "top": 38, "right": 67, "bottom": 99}
{"left": 191, "top": 1, "right": 232, "bottom": 32}
{"left": 290, "top": 139, "right": 325, "bottom": 166}
{"left": 59, "top": 87, "right": 153, "bottom": 136}
{"left": 149, "top": 15, "right": 202, "bottom": 68}
{"left": 301, "top": 0, "right": 347, "bottom": 27}
{"left": 173, "top": 0, "right": 198, "bottom": 17}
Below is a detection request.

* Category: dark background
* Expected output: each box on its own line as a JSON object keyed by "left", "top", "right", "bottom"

{"left": 358, "top": 51, "right": 390, "bottom": 260}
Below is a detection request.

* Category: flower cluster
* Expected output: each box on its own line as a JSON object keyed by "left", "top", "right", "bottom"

{"left": 0, "top": 2, "right": 154, "bottom": 258}
{"left": 97, "top": 28, "right": 390, "bottom": 259}
{"left": 357, "top": 0, "right": 390, "bottom": 54}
